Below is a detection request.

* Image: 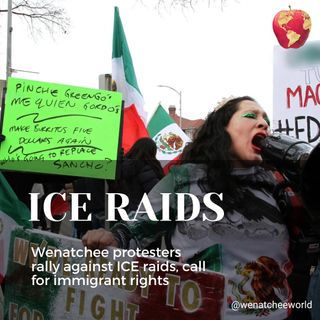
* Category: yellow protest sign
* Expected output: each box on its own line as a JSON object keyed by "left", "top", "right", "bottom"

{"left": 0, "top": 77, "right": 123, "bottom": 180}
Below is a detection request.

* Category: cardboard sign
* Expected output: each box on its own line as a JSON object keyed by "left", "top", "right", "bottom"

{"left": 0, "top": 77, "right": 123, "bottom": 179}
{"left": 4, "top": 228, "right": 225, "bottom": 320}
{"left": 273, "top": 41, "right": 320, "bottom": 145}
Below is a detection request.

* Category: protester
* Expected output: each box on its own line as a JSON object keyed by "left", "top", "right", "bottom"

{"left": 65, "top": 138, "right": 163, "bottom": 238}
{"left": 82, "top": 96, "right": 308, "bottom": 319}
{"left": 65, "top": 178, "right": 105, "bottom": 237}
{"left": 108, "top": 138, "right": 164, "bottom": 249}
{"left": 114, "top": 137, "right": 164, "bottom": 213}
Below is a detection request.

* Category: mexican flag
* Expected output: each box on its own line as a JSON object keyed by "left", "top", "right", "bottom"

{"left": 0, "top": 173, "right": 31, "bottom": 283}
{"left": 112, "top": 7, "right": 149, "bottom": 153}
{"left": 147, "top": 105, "right": 191, "bottom": 170}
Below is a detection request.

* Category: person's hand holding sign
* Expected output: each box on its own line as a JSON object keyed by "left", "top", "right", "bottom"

{"left": 82, "top": 228, "right": 119, "bottom": 250}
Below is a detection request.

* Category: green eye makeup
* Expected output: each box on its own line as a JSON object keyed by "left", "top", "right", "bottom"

{"left": 241, "top": 112, "right": 257, "bottom": 119}
{"left": 241, "top": 112, "right": 270, "bottom": 126}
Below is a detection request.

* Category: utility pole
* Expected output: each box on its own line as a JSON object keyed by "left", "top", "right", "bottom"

{"left": 6, "top": 0, "right": 13, "bottom": 80}
{"left": 99, "top": 74, "right": 112, "bottom": 230}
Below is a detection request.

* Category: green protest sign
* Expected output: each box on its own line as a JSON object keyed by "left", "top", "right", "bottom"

{"left": 0, "top": 77, "right": 123, "bottom": 179}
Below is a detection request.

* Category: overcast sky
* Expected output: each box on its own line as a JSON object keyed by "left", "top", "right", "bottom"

{"left": 1, "top": 0, "right": 320, "bottom": 122}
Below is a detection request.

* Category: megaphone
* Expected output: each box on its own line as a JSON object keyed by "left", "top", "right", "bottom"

{"left": 254, "top": 133, "right": 320, "bottom": 226}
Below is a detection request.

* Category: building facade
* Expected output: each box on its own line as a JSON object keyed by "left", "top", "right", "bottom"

{"left": 168, "top": 105, "right": 204, "bottom": 139}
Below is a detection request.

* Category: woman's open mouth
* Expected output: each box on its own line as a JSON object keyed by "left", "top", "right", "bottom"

{"left": 252, "top": 134, "right": 266, "bottom": 152}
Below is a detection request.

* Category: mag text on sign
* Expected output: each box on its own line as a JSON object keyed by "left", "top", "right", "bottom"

{"left": 273, "top": 41, "right": 320, "bottom": 145}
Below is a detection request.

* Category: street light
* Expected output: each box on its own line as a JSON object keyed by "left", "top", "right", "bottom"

{"left": 158, "top": 84, "right": 182, "bottom": 128}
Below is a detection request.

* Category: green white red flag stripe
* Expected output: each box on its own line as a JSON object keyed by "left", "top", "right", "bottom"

{"left": 122, "top": 104, "right": 149, "bottom": 153}
{"left": 147, "top": 104, "right": 191, "bottom": 165}
{"left": 112, "top": 7, "right": 147, "bottom": 123}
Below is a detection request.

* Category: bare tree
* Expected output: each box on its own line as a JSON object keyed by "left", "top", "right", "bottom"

{"left": 160, "top": 0, "right": 226, "bottom": 9}
{"left": 140, "top": 0, "right": 230, "bottom": 11}
{"left": 0, "top": 0, "right": 70, "bottom": 36}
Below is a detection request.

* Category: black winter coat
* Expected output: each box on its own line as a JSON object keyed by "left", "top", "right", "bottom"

{"left": 118, "top": 159, "right": 162, "bottom": 212}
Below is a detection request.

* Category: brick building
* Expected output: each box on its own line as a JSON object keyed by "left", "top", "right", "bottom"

{"left": 168, "top": 105, "right": 204, "bottom": 139}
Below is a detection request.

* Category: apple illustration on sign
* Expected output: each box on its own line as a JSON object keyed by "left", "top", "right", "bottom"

{"left": 273, "top": 7, "right": 311, "bottom": 49}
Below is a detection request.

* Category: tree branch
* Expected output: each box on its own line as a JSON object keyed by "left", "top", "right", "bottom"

{"left": 1, "top": 0, "right": 70, "bottom": 36}
{"left": 138, "top": 0, "right": 230, "bottom": 13}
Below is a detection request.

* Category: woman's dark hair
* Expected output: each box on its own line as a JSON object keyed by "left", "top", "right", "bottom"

{"left": 182, "top": 96, "right": 256, "bottom": 195}
{"left": 125, "top": 137, "right": 164, "bottom": 179}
